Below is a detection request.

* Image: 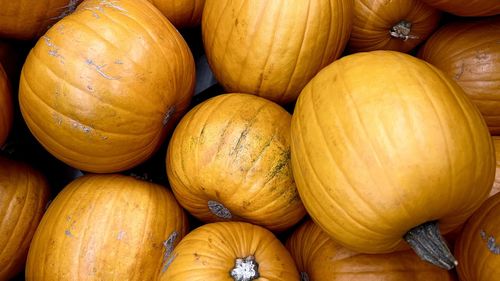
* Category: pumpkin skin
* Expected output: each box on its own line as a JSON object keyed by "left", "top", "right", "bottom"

{"left": 348, "top": 0, "right": 440, "bottom": 53}
{"left": 286, "top": 220, "right": 456, "bottom": 281}
{"left": 148, "top": 0, "right": 206, "bottom": 28}
{"left": 492, "top": 137, "right": 500, "bottom": 197}
{"left": 419, "top": 0, "right": 500, "bottom": 17}
{"left": 291, "top": 51, "right": 496, "bottom": 254}
{"left": 25, "top": 174, "right": 189, "bottom": 281}
{"left": 0, "top": 0, "right": 81, "bottom": 40}
{"left": 418, "top": 17, "right": 500, "bottom": 135}
{"left": 202, "top": 0, "right": 353, "bottom": 104}
{"left": 455, "top": 193, "right": 500, "bottom": 281}
{"left": 0, "top": 64, "right": 12, "bottom": 147}
{"left": 19, "top": 0, "right": 195, "bottom": 173}
{"left": 0, "top": 157, "right": 49, "bottom": 280}
{"left": 167, "top": 93, "right": 306, "bottom": 232}
{"left": 161, "top": 221, "right": 300, "bottom": 281}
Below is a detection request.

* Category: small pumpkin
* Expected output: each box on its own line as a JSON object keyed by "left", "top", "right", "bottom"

{"left": 166, "top": 93, "right": 306, "bottom": 232}
{"left": 348, "top": 0, "right": 440, "bottom": 53}
{"left": 202, "top": 0, "right": 353, "bottom": 104}
{"left": 287, "top": 220, "right": 456, "bottom": 281}
{"left": 291, "top": 50, "right": 495, "bottom": 269}
{"left": 0, "top": 157, "right": 50, "bottom": 280}
{"left": 0, "top": 0, "right": 81, "bottom": 40}
{"left": 161, "top": 221, "right": 300, "bottom": 280}
{"left": 148, "top": 0, "right": 206, "bottom": 28}
{"left": 19, "top": 0, "right": 195, "bottom": 173}
{"left": 418, "top": 17, "right": 500, "bottom": 135}
{"left": 419, "top": 0, "right": 500, "bottom": 17}
{"left": 455, "top": 193, "right": 500, "bottom": 281}
{"left": 492, "top": 137, "right": 500, "bottom": 197}
{"left": 0, "top": 63, "right": 12, "bottom": 147}
{"left": 26, "top": 174, "right": 188, "bottom": 280}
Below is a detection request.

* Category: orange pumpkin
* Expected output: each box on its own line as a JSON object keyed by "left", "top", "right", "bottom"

{"left": 0, "top": 63, "right": 12, "bottom": 147}
{"left": 202, "top": 0, "right": 353, "bottom": 104}
{"left": 167, "top": 93, "right": 306, "bottom": 232}
{"left": 419, "top": 0, "right": 500, "bottom": 17}
{"left": 161, "top": 222, "right": 300, "bottom": 280}
{"left": 148, "top": 0, "right": 206, "bottom": 28}
{"left": 0, "top": 0, "right": 81, "bottom": 40}
{"left": 418, "top": 17, "right": 500, "bottom": 135}
{"left": 348, "top": 0, "right": 440, "bottom": 53}
{"left": 291, "top": 51, "right": 495, "bottom": 269}
{"left": 26, "top": 174, "right": 188, "bottom": 280}
{"left": 455, "top": 193, "right": 500, "bottom": 281}
{"left": 19, "top": 0, "right": 195, "bottom": 173}
{"left": 287, "top": 220, "right": 456, "bottom": 280}
{"left": 492, "top": 137, "right": 500, "bottom": 197}
{"left": 0, "top": 157, "right": 49, "bottom": 280}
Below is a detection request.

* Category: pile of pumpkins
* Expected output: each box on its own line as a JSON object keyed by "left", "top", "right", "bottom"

{"left": 0, "top": 0, "right": 499, "bottom": 280}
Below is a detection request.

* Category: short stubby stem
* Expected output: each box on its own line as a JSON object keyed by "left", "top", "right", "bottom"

{"left": 390, "top": 20, "right": 419, "bottom": 41}
{"left": 404, "top": 221, "right": 458, "bottom": 270}
{"left": 230, "top": 256, "right": 260, "bottom": 281}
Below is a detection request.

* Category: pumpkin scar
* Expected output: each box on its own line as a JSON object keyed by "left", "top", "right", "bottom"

{"left": 43, "top": 36, "right": 65, "bottom": 63}
{"left": 85, "top": 58, "right": 120, "bottom": 80}
{"left": 480, "top": 230, "right": 500, "bottom": 255}
{"left": 82, "top": 0, "right": 128, "bottom": 18}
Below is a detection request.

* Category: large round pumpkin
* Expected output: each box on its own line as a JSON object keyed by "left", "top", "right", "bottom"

{"left": 161, "top": 221, "right": 299, "bottom": 280}
{"left": 455, "top": 193, "right": 500, "bottom": 281}
{"left": 19, "top": 0, "right": 195, "bottom": 173}
{"left": 0, "top": 0, "right": 81, "bottom": 40}
{"left": 26, "top": 174, "right": 188, "bottom": 280}
{"left": 202, "top": 0, "right": 353, "bottom": 104}
{"left": 0, "top": 157, "right": 49, "bottom": 280}
{"left": 0, "top": 64, "right": 12, "bottom": 147}
{"left": 148, "top": 0, "right": 205, "bottom": 28}
{"left": 348, "top": 0, "right": 440, "bottom": 53}
{"left": 287, "top": 220, "right": 456, "bottom": 280}
{"left": 167, "top": 93, "right": 306, "bottom": 231}
{"left": 418, "top": 17, "right": 500, "bottom": 135}
{"left": 291, "top": 50, "right": 495, "bottom": 269}
{"left": 419, "top": 0, "right": 500, "bottom": 17}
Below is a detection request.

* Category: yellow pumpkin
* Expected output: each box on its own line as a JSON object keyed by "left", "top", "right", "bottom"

{"left": 455, "top": 193, "right": 500, "bottom": 281}
{"left": 348, "top": 0, "right": 441, "bottom": 53}
{"left": 167, "top": 93, "right": 306, "bottom": 231}
{"left": 0, "top": 157, "right": 50, "bottom": 280}
{"left": 202, "top": 0, "right": 353, "bottom": 104}
{"left": 0, "top": 0, "right": 81, "bottom": 40}
{"left": 161, "top": 222, "right": 300, "bottom": 280}
{"left": 19, "top": 0, "right": 195, "bottom": 173}
{"left": 0, "top": 64, "right": 12, "bottom": 147}
{"left": 291, "top": 50, "right": 495, "bottom": 269}
{"left": 492, "top": 137, "right": 500, "bottom": 197}
{"left": 418, "top": 17, "right": 500, "bottom": 135}
{"left": 26, "top": 174, "right": 188, "bottom": 280}
{"left": 287, "top": 220, "right": 456, "bottom": 280}
{"left": 148, "top": 0, "right": 206, "bottom": 28}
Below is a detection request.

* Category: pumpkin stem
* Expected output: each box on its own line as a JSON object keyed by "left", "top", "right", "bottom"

{"left": 208, "top": 200, "right": 232, "bottom": 219}
{"left": 404, "top": 221, "right": 457, "bottom": 270}
{"left": 230, "top": 256, "right": 259, "bottom": 281}
{"left": 300, "top": 272, "right": 310, "bottom": 281}
{"left": 389, "top": 20, "right": 419, "bottom": 41}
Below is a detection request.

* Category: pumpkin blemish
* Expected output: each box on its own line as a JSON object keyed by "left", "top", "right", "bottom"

{"left": 480, "top": 230, "right": 500, "bottom": 255}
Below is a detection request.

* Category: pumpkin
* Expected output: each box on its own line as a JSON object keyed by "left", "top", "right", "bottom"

{"left": 0, "top": 0, "right": 81, "bottom": 40}
{"left": 291, "top": 50, "right": 495, "bottom": 269}
{"left": 161, "top": 221, "right": 300, "bottom": 280}
{"left": 492, "top": 137, "right": 500, "bottom": 197}
{"left": 418, "top": 17, "right": 500, "bottom": 135}
{"left": 0, "top": 63, "right": 12, "bottom": 147}
{"left": 0, "top": 157, "right": 49, "bottom": 280}
{"left": 418, "top": 0, "right": 500, "bottom": 17}
{"left": 286, "top": 220, "right": 456, "bottom": 281}
{"left": 455, "top": 193, "right": 500, "bottom": 281}
{"left": 148, "top": 0, "right": 206, "bottom": 28}
{"left": 202, "top": 0, "right": 353, "bottom": 104}
{"left": 166, "top": 93, "right": 306, "bottom": 232}
{"left": 19, "top": 0, "right": 196, "bottom": 173}
{"left": 348, "top": 0, "right": 440, "bottom": 53}
{"left": 25, "top": 174, "right": 188, "bottom": 280}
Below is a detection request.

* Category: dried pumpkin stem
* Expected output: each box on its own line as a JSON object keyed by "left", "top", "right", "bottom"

{"left": 300, "top": 272, "right": 310, "bottom": 281}
{"left": 404, "top": 221, "right": 457, "bottom": 270}
{"left": 390, "top": 20, "right": 419, "bottom": 41}
{"left": 230, "top": 256, "right": 259, "bottom": 281}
